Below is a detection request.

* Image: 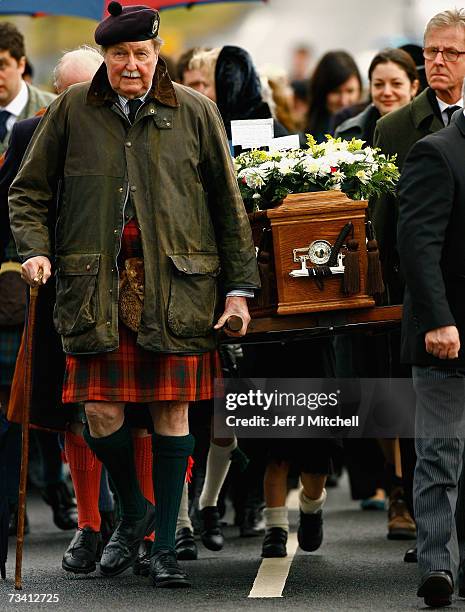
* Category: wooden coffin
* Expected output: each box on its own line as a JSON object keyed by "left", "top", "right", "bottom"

{"left": 248, "top": 190, "right": 375, "bottom": 317}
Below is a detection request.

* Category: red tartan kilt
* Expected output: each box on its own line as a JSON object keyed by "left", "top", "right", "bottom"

{"left": 62, "top": 220, "right": 222, "bottom": 404}
{"left": 62, "top": 321, "right": 222, "bottom": 404}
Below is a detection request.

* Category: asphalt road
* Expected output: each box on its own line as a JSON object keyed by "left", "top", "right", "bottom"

{"left": 0, "top": 475, "right": 457, "bottom": 612}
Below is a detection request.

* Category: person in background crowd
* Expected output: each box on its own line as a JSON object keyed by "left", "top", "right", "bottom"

{"left": 0, "top": 23, "right": 55, "bottom": 155}
{"left": 260, "top": 65, "right": 299, "bottom": 133}
{"left": 373, "top": 8, "right": 465, "bottom": 565}
{"left": 289, "top": 44, "right": 314, "bottom": 82}
{"left": 176, "top": 46, "right": 209, "bottom": 88}
{"left": 22, "top": 59, "right": 34, "bottom": 84}
{"left": 9, "top": 2, "right": 259, "bottom": 589}
{"left": 336, "top": 48, "right": 419, "bottom": 145}
{"left": 290, "top": 78, "right": 310, "bottom": 131}
{"left": 399, "top": 44, "right": 428, "bottom": 92}
{"left": 188, "top": 46, "right": 288, "bottom": 143}
{"left": 303, "top": 50, "right": 362, "bottom": 143}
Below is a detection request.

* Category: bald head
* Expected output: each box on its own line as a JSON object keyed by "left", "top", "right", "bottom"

{"left": 54, "top": 46, "right": 104, "bottom": 93}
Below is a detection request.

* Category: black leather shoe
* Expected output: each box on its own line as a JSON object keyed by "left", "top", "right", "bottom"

{"left": 240, "top": 507, "right": 265, "bottom": 538}
{"left": 62, "top": 528, "right": 101, "bottom": 574}
{"left": 100, "top": 500, "right": 156, "bottom": 577}
{"left": 41, "top": 482, "right": 78, "bottom": 531}
{"left": 199, "top": 506, "right": 224, "bottom": 551}
{"left": 150, "top": 549, "right": 191, "bottom": 588}
{"left": 298, "top": 509, "right": 323, "bottom": 552}
{"left": 417, "top": 571, "right": 453, "bottom": 608}
{"left": 261, "top": 528, "right": 287, "bottom": 558}
{"left": 175, "top": 527, "right": 198, "bottom": 560}
{"left": 404, "top": 546, "right": 417, "bottom": 563}
{"left": 133, "top": 540, "right": 152, "bottom": 577}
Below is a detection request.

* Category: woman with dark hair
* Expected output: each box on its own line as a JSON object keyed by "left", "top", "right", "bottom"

{"left": 335, "top": 48, "right": 419, "bottom": 145}
{"left": 305, "top": 50, "right": 362, "bottom": 142}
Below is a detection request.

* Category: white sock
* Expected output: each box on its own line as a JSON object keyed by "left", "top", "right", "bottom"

{"left": 264, "top": 506, "right": 289, "bottom": 532}
{"left": 176, "top": 481, "right": 193, "bottom": 531}
{"left": 299, "top": 488, "right": 327, "bottom": 514}
{"left": 199, "top": 438, "right": 237, "bottom": 510}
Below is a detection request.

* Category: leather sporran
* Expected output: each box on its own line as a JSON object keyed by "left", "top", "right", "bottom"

{"left": 118, "top": 258, "right": 144, "bottom": 332}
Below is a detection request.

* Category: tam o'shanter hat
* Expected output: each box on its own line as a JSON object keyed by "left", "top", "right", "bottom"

{"left": 95, "top": 2, "right": 160, "bottom": 46}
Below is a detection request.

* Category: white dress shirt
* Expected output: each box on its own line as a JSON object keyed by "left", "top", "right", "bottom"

{"left": 436, "top": 95, "right": 463, "bottom": 125}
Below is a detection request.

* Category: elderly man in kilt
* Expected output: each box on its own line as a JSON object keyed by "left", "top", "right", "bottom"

{"left": 9, "top": 2, "right": 259, "bottom": 589}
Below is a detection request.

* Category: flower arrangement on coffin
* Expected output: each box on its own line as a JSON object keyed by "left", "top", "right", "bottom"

{"left": 235, "top": 135, "right": 400, "bottom": 213}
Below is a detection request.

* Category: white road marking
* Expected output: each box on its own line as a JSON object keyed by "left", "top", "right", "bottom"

{"left": 248, "top": 533, "right": 299, "bottom": 598}
{"left": 248, "top": 488, "right": 301, "bottom": 598}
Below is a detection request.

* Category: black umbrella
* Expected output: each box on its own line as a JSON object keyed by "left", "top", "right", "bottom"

{"left": 0, "top": 412, "right": 9, "bottom": 580}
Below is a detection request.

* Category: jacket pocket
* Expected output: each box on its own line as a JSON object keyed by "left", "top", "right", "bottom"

{"left": 167, "top": 253, "right": 220, "bottom": 338}
{"left": 54, "top": 254, "right": 100, "bottom": 337}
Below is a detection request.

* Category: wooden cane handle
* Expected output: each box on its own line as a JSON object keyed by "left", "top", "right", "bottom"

{"left": 225, "top": 315, "right": 243, "bottom": 333}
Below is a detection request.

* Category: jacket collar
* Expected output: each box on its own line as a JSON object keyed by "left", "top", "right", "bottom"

{"left": 86, "top": 57, "right": 179, "bottom": 109}
{"left": 410, "top": 87, "right": 444, "bottom": 132}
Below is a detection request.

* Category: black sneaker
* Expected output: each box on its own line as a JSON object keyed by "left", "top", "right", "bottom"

{"left": 261, "top": 527, "right": 288, "bottom": 558}
{"left": 175, "top": 527, "right": 198, "bottom": 560}
{"left": 62, "top": 528, "right": 101, "bottom": 574}
{"left": 150, "top": 549, "right": 191, "bottom": 588}
{"left": 199, "top": 507, "right": 224, "bottom": 551}
{"left": 297, "top": 509, "right": 323, "bottom": 552}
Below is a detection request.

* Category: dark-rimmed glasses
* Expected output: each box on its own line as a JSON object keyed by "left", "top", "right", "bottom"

{"left": 423, "top": 47, "right": 465, "bottom": 62}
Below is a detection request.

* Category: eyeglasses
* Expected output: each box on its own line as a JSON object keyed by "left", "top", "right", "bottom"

{"left": 423, "top": 47, "right": 465, "bottom": 62}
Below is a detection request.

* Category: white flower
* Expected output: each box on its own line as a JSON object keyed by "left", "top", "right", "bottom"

{"left": 355, "top": 170, "right": 369, "bottom": 184}
{"left": 239, "top": 168, "right": 266, "bottom": 189}
{"left": 277, "top": 159, "right": 295, "bottom": 175}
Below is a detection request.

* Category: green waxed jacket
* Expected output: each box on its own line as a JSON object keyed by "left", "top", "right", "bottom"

{"left": 9, "top": 61, "right": 260, "bottom": 355}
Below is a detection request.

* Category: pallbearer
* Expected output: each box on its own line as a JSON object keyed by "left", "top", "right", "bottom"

{"left": 9, "top": 1, "right": 259, "bottom": 588}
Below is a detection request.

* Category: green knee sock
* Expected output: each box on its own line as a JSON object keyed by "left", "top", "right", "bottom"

{"left": 151, "top": 432, "right": 195, "bottom": 554}
{"left": 84, "top": 422, "right": 147, "bottom": 522}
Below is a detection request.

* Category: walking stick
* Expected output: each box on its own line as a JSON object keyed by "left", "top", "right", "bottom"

{"left": 15, "top": 277, "right": 40, "bottom": 590}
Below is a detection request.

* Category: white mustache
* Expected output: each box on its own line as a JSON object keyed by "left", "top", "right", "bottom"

{"left": 121, "top": 70, "right": 141, "bottom": 78}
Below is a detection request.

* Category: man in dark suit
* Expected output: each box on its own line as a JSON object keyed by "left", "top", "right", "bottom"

{"left": 398, "top": 96, "right": 465, "bottom": 608}
{"left": 371, "top": 8, "right": 465, "bottom": 550}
